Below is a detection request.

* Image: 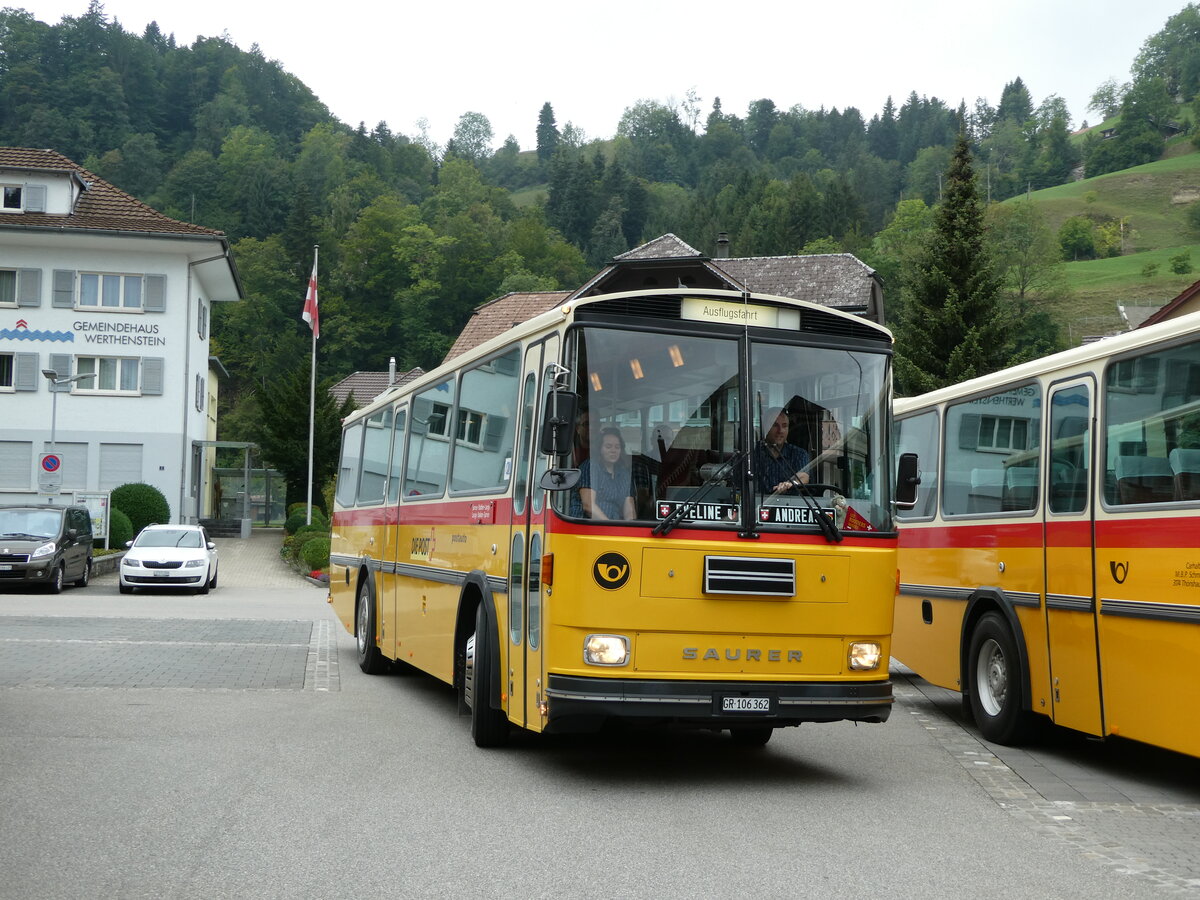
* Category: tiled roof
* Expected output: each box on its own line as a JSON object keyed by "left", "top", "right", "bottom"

{"left": 443, "top": 291, "right": 571, "bottom": 363}
{"left": 330, "top": 367, "right": 424, "bottom": 408}
{"left": 715, "top": 253, "right": 878, "bottom": 310}
{"left": 0, "top": 147, "right": 223, "bottom": 237}
{"left": 614, "top": 233, "right": 701, "bottom": 260}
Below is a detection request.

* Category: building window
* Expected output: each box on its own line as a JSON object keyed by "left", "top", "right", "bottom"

{"left": 1, "top": 185, "right": 22, "bottom": 211}
{"left": 0, "top": 269, "right": 15, "bottom": 305}
{"left": 976, "top": 415, "right": 1030, "bottom": 453}
{"left": 0, "top": 352, "right": 13, "bottom": 389}
{"left": 456, "top": 408, "right": 486, "bottom": 448}
{"left": 76, "top": 356, "right": 141, "bottom": 394}
{"left": 79, "top": 273, "right": 143, "bottom": 310}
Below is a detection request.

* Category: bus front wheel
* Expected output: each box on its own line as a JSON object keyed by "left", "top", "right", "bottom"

{"left": 356, "top": 576, "right": 387, "bottom": 675}
{"left": 967, "top": 612, "right": 1033, "bottom": 745}
{"left": 465, "top": 604, "right": 509, "bottom": 748}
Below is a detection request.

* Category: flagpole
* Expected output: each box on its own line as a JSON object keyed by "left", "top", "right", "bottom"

{"left": 306, "top": 245, "right": 318, "bottom": 526}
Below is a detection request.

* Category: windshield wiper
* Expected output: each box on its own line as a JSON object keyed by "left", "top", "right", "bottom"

{"left": 0, "top": 532, "right": 49, "bottom": 541}
{"left": 764, "top": 478, "right": 844, "bottom": 543}
{"left": 652, "top": 447, "right": 749, "bottom": 537}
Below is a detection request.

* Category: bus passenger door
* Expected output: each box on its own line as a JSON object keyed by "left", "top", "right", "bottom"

{"left": 1043, "top": 379, "right": 1104, "bottom": 737}
{"left": 507, "top": 336, "right": 557, "bottom": 731}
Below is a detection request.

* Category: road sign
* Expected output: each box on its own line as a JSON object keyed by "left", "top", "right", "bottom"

{"left": 38, "top": 453, "right": 63, "bottom": 494}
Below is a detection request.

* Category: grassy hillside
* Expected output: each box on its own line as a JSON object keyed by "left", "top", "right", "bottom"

{"left": 1020, "top": 149, "right": 1200, "bottom": 338}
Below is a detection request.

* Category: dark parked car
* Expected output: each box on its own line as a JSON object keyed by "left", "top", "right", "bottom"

{"left": 0, "top": 504, "right": 93, "bottom": 592}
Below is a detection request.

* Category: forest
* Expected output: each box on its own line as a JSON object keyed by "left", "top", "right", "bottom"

{"left": 3, "top": 2, "right": 1200, "bottom": 498}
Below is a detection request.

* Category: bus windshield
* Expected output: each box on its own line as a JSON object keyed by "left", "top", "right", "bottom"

{"left": 555, "top": 324, "right": 893, "bottom": 534}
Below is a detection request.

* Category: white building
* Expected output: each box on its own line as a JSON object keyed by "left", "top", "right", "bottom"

{"left": 0, "top": 147, "right": 242, "bottom": 522}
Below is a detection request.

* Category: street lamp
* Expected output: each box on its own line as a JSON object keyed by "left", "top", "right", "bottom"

{"left": 41, "top": 368, "right": 95, "bottom": 454}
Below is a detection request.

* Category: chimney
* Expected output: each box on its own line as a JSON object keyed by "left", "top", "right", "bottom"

{"left": 716, "top": 232, "right": 730, "bottom": 259}
{"left": 388, "top": 356, "right": 396, "bottom": 384}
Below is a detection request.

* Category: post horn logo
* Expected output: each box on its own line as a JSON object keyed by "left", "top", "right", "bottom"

{"left": 593, "top": 552, "right": 630, "bottom": 590}
{"left": 1109, "top": 560, "right": 1129, "bottom": 584}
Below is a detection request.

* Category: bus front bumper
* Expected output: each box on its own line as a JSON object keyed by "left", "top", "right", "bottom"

{"left": 544, "top": 674, "right": 892, "bottom": 732}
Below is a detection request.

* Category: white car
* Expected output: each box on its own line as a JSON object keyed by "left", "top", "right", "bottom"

{"left": 119, "top": 524, "right": 218, "bottom": 594}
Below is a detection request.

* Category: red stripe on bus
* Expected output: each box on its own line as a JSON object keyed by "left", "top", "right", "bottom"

{"left": 899, "top": 521, "right": 1043, "bottom": 549}
{"left": 1097, "top": 515, "right": 1200, "bottom": 548}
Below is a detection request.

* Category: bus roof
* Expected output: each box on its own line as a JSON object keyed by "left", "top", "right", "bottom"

{"left": 894, "top": 307, "right": 1200, "bottom": 416}
{"left": 345, "top": 287, "right": 894, "bottom": 424}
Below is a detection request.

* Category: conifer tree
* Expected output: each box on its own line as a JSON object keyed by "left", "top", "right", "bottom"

{"left": 894, "top": 133, "right": 1012, "bottom": 395}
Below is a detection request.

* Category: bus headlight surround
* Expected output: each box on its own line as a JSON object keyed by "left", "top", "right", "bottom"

{"left": 584, "top": 634, "right": 629, "bottom": 666}
{"left": 848, "top": 641, "right": 882, "bottom": 671}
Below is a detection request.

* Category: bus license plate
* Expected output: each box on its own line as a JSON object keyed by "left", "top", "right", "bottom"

{"left": 722, "top": 696, "right": 771, "bottom": 713}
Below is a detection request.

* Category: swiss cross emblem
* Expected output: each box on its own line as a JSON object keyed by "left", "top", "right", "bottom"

{"left": 658, "top": 503, "right": 671, "bottom": 517}
{"left": 760, "top": 508, "right": 771, "bottom": 521}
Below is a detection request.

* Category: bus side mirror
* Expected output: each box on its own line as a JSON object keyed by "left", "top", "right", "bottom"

{"left": 895, "top": 452, "right": 920, "bottom": 509}
{"left": 539, "top": 390, "right": 579, "bottom": 456}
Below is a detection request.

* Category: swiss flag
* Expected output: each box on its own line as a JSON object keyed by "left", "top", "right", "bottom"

{"left": 301, "top": 259, "right": 319, "bottom": 339}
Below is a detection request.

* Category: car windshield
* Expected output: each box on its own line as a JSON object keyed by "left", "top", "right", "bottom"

{"left": 552, "top": 324, "right": 894, "bottom": 534}
{"left": 0, "top": 509, "right": 60, "bottom": 540}
{"left": 136, "top": 529, "right": 203, "bottom": 548}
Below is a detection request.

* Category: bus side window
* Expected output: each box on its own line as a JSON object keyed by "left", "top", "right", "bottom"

{"left": 336, "top": 422, "right": 364, "bottom": 509}
{"left": 895, "top": 411, "right": 939, "bottom": 519}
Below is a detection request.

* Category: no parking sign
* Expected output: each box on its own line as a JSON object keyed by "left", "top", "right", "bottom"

{"left": 38, "top": 452, "right": 63, "bottom": 494}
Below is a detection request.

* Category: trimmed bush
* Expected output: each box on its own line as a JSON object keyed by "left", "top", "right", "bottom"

{"left": 300, "top": 536, "right": 330, "bottom": 571}
{"left": 110, "top": 483, "right": 170, "bottom": 536}
{"left": 288, "top": 502, "right": 327, "bottom": 523}
{"left": 106, "top": 507, "right": 134, "bottom": 549}
{"left": 283, "top": 512, "right": 307, "bottom": 535}
{"left": 294, "top": 524, "right": 327, "bottom": 541}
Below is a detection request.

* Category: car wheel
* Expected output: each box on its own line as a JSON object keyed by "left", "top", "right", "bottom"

{"left": 466, "top": 604, "right": 509, "bottom": 748}
{"left": 119, "top": 581, "right": 133, "bottom": 594}
{"left": 48, "top": 563, "right": 64, "bottom": 594}
{"left": 197, "top": 570, "right": 210, "bottom": 595}
{"left": 208, "top": 569, "right": 218, "bottom": 590}
{"left": 356, "top": 576, "right": 387, "bottom": 674}
{"left": 968, "top": 612, "right": 1034, "bottom": 745}
{"left": 74, "top": 558, "right": 92, "bottom": 588}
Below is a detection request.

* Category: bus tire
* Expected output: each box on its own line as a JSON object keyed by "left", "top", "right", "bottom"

{"left": 729, "top": 726, "right": 773, "bottom": 747}
{"left": 967, "top": 612, "right": 1033, "bottom": 745}
{"left": 356, "top": 575, "right": 387, "bottom": 675}
{"left": 466, "top": 604, "right": 509, "bottom": 748}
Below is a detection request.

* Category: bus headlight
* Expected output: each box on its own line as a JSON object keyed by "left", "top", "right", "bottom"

{"left": 848, "top": 641, "right": 882, "bottom": 671}
{"left": 584, "top": 634, "right": 629, "bottom": 666}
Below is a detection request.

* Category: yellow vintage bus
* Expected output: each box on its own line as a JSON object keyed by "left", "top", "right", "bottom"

{"left": 329, "top": 287, "right": 917, "bottom": 746}
{"left": 894, "top": 311, "right": 1200, "bottom": 758}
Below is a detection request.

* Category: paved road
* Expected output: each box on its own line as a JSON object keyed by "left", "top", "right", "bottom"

{"left": 0, "top": 529, "right": 1197, "bottom": 898}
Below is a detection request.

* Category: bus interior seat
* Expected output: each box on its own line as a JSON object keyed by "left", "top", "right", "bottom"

{"left": 1049, "top": 461, "right": 1088, "bottom": 513}
{"left": 968, "top": 469, "right": 1004, "bottom": 513}
{"left": 1115, "top": 455, "right": 1174, "bottom": 504}
{"left": 1002, "top": 466, "right": 1039, "bottom": 510}
{"left": 1168, "top": 448, "right": 1200, "bottom": 500}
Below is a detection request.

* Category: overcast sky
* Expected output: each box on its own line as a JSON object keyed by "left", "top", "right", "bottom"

{"left": 17, "top": 1, "right": 1194, "bottom": 151}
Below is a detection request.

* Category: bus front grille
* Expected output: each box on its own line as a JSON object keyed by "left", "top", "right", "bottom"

{"left": 704, "top": 556, "right": 796, "bottom": 596}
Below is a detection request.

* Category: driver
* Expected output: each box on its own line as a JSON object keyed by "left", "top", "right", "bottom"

{"left": 754, "top": 407, "right": 811, "bottom": 494}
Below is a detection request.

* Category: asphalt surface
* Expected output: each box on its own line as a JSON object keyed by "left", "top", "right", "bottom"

{"left": 1, "top": 528, "right": 1198, "bottom": 897}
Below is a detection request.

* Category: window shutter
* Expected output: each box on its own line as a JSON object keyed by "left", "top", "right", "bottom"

{"left": 143, "top": 275, "right": 166, "bottom": 312}
{"left": 958, "top": 414, "right": 981, "bottom": 450}
{"left": 483, "top": 414, "right": 507, "bottom": 451}
{"left": 52, "top": 270, "right": 74, "bottom": 308}
{"left": 23, "top": 184, "right": 46, "bottom": 212}
{"left": 195, "top": 373, "right": 204, "bottom": 411}
{"left": 13, "top": 353, "right": 38, "bottom": 391}
{"left": 142, "top": 357, "right": 164, "bottom": 395}
{"left": 48, "top": 353, "right": 72, "bottom": 391}
{"left": 16, "top": 269, "right": 41, "bottom": 307}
